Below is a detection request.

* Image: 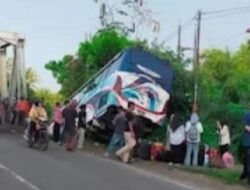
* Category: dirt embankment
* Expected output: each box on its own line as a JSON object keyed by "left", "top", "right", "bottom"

{"left": 83, "top": 141, "right": 249, "bottom": 190}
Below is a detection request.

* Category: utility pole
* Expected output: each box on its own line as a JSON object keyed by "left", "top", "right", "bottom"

{"left": 177, "top": 22, "right": 182, "bottom": 61}
{"left": 193, "top": 10, "right": 202, "bottom": 113}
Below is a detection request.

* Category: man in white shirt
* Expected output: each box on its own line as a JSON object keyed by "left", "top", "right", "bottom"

{"left": 184, "top": 113, "right": 203, "bottom": 166}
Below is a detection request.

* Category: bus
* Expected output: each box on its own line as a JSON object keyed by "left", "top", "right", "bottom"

{"left": 71, "top": 47, "right": 173, "bottom": 140}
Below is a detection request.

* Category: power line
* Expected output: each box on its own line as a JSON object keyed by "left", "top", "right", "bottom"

{"left": 219, "top": 32, "right": 245, "bottom": 45}
{"left": 163, "top": 6, "right": 250, "bottom": 46}
{"left": 203, "top": 9, "right": 250, "bottom": 20}
{"left": 206, "top": 32, "right": 246, "bottom": 48}
{"left": 164, "top": 17, "right": 194, "bottom": 42}
{"left": 203, "top": 6, "right": 250, "bottom": 15}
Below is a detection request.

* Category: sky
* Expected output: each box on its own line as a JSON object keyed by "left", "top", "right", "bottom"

{"left": 0, "top": 0, "right": 249, "bottom": 92}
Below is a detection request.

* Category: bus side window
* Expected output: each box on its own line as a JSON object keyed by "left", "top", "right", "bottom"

{"left": 98, "top": 93, "right": 109, "bottom": 109}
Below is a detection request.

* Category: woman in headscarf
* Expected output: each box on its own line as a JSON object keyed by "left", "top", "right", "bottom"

{"left": 168, "top": 114, "right": 186, "bottom": 164}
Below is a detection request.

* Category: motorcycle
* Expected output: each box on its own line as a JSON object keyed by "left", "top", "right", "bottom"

{"left": 27, "top": 118, "right": 49, "bottom": 151}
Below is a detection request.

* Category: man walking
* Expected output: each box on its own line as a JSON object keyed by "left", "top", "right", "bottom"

{"left": 77, "top": 104, "right": 87, "bottom": 150}
{"left": 240, "top": 106, "right": 250, "bottom": 185}
{"left": 62, "top": 100, "right": 78, "bottom": 151}
{"left": 105, "top": 106, "right": 126, "bottom": 157}
{"left": 115, "top": 102, "right": 137, "bottom": 163}
{"left": 115, "top": 110, "right": 136, "bottom": 163}
{"left": 59, "top": 100, "right": 69, "bottom": 145}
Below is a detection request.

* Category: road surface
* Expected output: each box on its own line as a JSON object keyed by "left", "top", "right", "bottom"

{"left": 0, "top": 127, "right": 193, "bottom": 190}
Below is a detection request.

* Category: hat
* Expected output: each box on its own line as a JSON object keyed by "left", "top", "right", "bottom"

{"left": 190, "top": 113, "right": 199, "bottom": 125}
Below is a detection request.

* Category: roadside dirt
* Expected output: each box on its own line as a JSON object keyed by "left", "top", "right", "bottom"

{"left": 83, "top": 140, "right": 249, "bottom": 190}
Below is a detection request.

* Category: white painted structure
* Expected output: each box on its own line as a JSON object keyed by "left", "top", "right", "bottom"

{"left": 0, "top": 31, "right": 26, "bottom": 100}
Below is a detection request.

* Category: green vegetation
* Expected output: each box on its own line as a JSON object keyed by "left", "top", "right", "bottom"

{"left": 25, "top": 68, "right": 64, "bottom": 116}
{"left": 32, "top": 88, "right": 64, "bottom": 117}
{"left": 45, "top": 29, "right": 133, "bottom": 97}
{"left": 179, "top": 166, "right": 242, "bottom": 185}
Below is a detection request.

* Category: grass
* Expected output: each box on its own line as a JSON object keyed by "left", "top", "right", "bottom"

{"left": 178, "top": 166, "right": 242, "bottom": 185}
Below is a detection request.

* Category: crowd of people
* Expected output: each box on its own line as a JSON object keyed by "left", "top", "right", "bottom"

{"left": 0, "top": 97, "right": 30, "bottom": 126}
{"left": 104, "top": 102, "right": 136, "bottom": 163}
{"left": 0, "top": 97, "right": 250, "bottom": 185}
{"left": 166, "top": 113, "right": 232, "bottom": 167}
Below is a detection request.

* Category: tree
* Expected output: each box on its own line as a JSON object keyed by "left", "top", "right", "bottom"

{"left": 33, "top": 88, "right": 64, "bottom": 116}
{"left": 45, "top": 29, "right": 133, "bottom": 97}
{"left": 199, "top": 43, "right": 250, "bottom": 152}
{"left": 26, "top": 68, "right": 38, "bottom": 89}
{"left": 25, "top": 67, "right": 39, "bottom": 98}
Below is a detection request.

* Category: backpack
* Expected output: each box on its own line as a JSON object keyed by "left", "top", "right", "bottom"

{"left": 187, "top": 123, "right": 199, "bottom": 142}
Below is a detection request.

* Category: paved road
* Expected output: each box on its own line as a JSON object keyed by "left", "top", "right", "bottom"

{"left": 0, "top": 128, "right": 193, "bottom": 190}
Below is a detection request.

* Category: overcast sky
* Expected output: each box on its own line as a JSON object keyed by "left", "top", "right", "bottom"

{"left": 0, "top": 0, "right": 249, "bottom": 92}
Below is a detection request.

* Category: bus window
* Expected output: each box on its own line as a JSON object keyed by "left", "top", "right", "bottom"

{"left": 98, "top": 93, "right": 109, "bottom": 109}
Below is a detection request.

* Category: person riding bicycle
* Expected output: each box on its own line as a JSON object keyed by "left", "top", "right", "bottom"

{"left": 28, "top": 101, "right": 48, "bottom": 141}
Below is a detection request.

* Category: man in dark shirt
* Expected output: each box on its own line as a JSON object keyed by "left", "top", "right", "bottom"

{"left": 77, "top": 104, "right": 87, "bottom": 149}
{"left": 59, "top": 100, "right": 69, "bottom": 145}
{"left": 62, "top": 100, "right": 78, "bottom": 150}
{"left": 104, "top": 106, "right": 126, "bottom": 157}
{"left": 240, "top": 109, "right": 250, "bottom": 185}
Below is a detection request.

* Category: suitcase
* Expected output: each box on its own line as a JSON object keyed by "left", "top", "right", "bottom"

{"left": 132, "top": 144, "right": 140, "bottom": 158}
{"left": 151, "top": 143, "right": 165, "bottom": 160}
{"left": 209, "top": 148, "right": 219, "bottom": 159}
{"left": 209, "top": 156, "right": 224, "bottom": 168}
{"left": 132, "top": 142, "right": 151, "bottom": 160}
{"left": 156, "top": 150, "right": 171, "bottom": 162}
{"left": 198, "top": 144, "right": 205, "bottom": 166}
{"left": 208, "top": 148, "right": 223, "bottom": 168}
{"left": 138, "top": 142, "right": 151, "bottom": 160}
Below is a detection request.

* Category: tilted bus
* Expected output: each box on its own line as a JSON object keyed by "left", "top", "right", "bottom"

{"left": 71, "top": 47, "right": 173, "bottom": 140}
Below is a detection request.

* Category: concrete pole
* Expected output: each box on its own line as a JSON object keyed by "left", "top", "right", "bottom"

{"left": 177, "top": 22, "right": 182, "bottom": 61}
{"left": 17, "top": 40, "right": 27, "bottom": 98}
{"left": 193, "top": 10, "right": 202, "bottom": 112}
{"left": 16, "top": 45, "right": 21, "bottom": 100}
{"left": 0, "top": 47, "right": 8, "bottom": 99}
{"left": 20, "top": 40, "right": 27, "bottom": 98}
{"left": 9, "top": 47, "right": 17, "bottom": 100}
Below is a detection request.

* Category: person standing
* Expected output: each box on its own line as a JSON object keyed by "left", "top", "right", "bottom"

{"left": 52, "top": 102, "right": 62, "bottom": 143}
{"left": 116, "top": 110, "right": 136, "bottom": 163}
{"left": 59, "top": 100, "right": 69, "bottom": 145}
{"left": 240, "top": 108, "right": 250, "bottom": 185}
{"left": 166, "top": 114, "right": 175, "bottom": 150}
{"left": 105, "top": 106, "right": 126, "bottom": 157}
{"left": 77, "top": 104, "right": 87, "bottom": 150}
{"left": 184, "top": 113, "right": 203, "bottom": 166}
{"left": 28, "top": 101, "right": 47, "bottom": 141}
{"left": 2, "top": 97, "right": 10, "bottom": 124}
{"left": 10, "top": 99, "right": 17, "bottom": 125}
{"left": 217, "top": 120, "right": 231, "bottom": 157}
{"left": 168, "top": 114, "right": 186, "bottom": 164}
{"left": 127, "top": 101, "right": 136, "bottom": 114}
{"left": 16, "top": 97, "right": 30, "bottom": 126}
{"left": 0, "top": 100, "right": 5, "bottom": 125}
{"left": 62, "top": 100, "right": 78, "bottom": 151}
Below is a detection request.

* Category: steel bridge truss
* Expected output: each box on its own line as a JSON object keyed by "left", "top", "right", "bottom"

{"left": 0, "top": 31, "right": 26, "bottom": 100}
